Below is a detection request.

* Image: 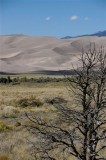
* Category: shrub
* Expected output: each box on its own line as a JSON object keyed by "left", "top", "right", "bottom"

{"left": 2, "top": 113, "right": 17, "bottom": 118}
{"left": 2, "top": 107, "right": 19, "bottom": 119}
{"left": 16, "top": 97, "right": 43, "bottom": 108}
{"left": 46, "top": 97, "right": 67, "bottom": 105}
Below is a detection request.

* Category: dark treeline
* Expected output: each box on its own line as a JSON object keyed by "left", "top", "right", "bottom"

{"left": 0, "top": 76, "right": 12, "bottom": 84}
{"left": 0, "top": 76, "right": 69, "bottom": 84}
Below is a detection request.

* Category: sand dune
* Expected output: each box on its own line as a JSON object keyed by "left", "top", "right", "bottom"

{"left": 0, "top": 35, "right": 106, "bottom": 73}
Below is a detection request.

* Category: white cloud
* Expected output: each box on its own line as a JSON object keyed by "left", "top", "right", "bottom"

{"left": 84, "top": 17, "right": 89, "bottom": 20}
{"left": 45, "top": 16, "right": 51, "bottom": 21}
{"left": 70, "top": 15, "right": 78, "bottom": 21}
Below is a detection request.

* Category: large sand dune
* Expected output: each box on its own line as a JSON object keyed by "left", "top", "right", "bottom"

{"left": 0, "top": 35, "right": 106, "bottom": 73}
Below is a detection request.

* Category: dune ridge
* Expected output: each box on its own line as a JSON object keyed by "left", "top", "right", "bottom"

{"left": 0, "top": 35, "right": 106, "bottom": 73}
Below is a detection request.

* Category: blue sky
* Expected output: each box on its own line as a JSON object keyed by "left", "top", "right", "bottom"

{"left": 0, "top": 0, "right": 106, "bottom": 37}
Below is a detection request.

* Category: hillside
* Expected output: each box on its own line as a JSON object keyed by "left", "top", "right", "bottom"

{"left": 0, "top": 34, "right": 106, "bottom": 73}
{"left": 62, "top": 30, "right": 106, "bottom": 39}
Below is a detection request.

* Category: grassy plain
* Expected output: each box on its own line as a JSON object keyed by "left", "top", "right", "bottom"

{"left": 0, "top": 74, "right": 77, "bottom": 160}
{"left": 0, "top": 74, "right": 105, "bottom": 160}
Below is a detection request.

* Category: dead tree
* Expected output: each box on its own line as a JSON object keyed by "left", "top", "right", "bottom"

{"left": 27, "top": 44, "right": 106, "bottom": 160}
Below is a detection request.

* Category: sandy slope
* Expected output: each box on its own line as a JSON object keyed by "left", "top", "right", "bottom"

{"left": 0, "top": 34, "right": 106, "bottom": 73}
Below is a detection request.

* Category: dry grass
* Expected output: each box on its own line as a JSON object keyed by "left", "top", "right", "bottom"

{"left": 0, "top": 82, "right": 70, "bottom": 105}
{"left": 0, "top": 154, "right": 9, "bottom": 160}
{"left": 0, "top": 81, "right": 71, "bottom": 160}
{"left": 0, "top": 79, "right": 105, "bottom": 160}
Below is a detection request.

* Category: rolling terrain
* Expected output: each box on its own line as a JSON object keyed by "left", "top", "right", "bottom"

{"left": 0, "top": 34, "right": 106, "bottom": 73}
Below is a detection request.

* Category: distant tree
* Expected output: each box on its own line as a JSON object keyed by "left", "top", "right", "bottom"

{"left": 27, "top": 44, "right": 106, "bottom": 160}
{"left": 0, "top": 77, "right": 7, "bottom": 84}
{"left": 7, "top": 76, "right": 12, "bottom": 83}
